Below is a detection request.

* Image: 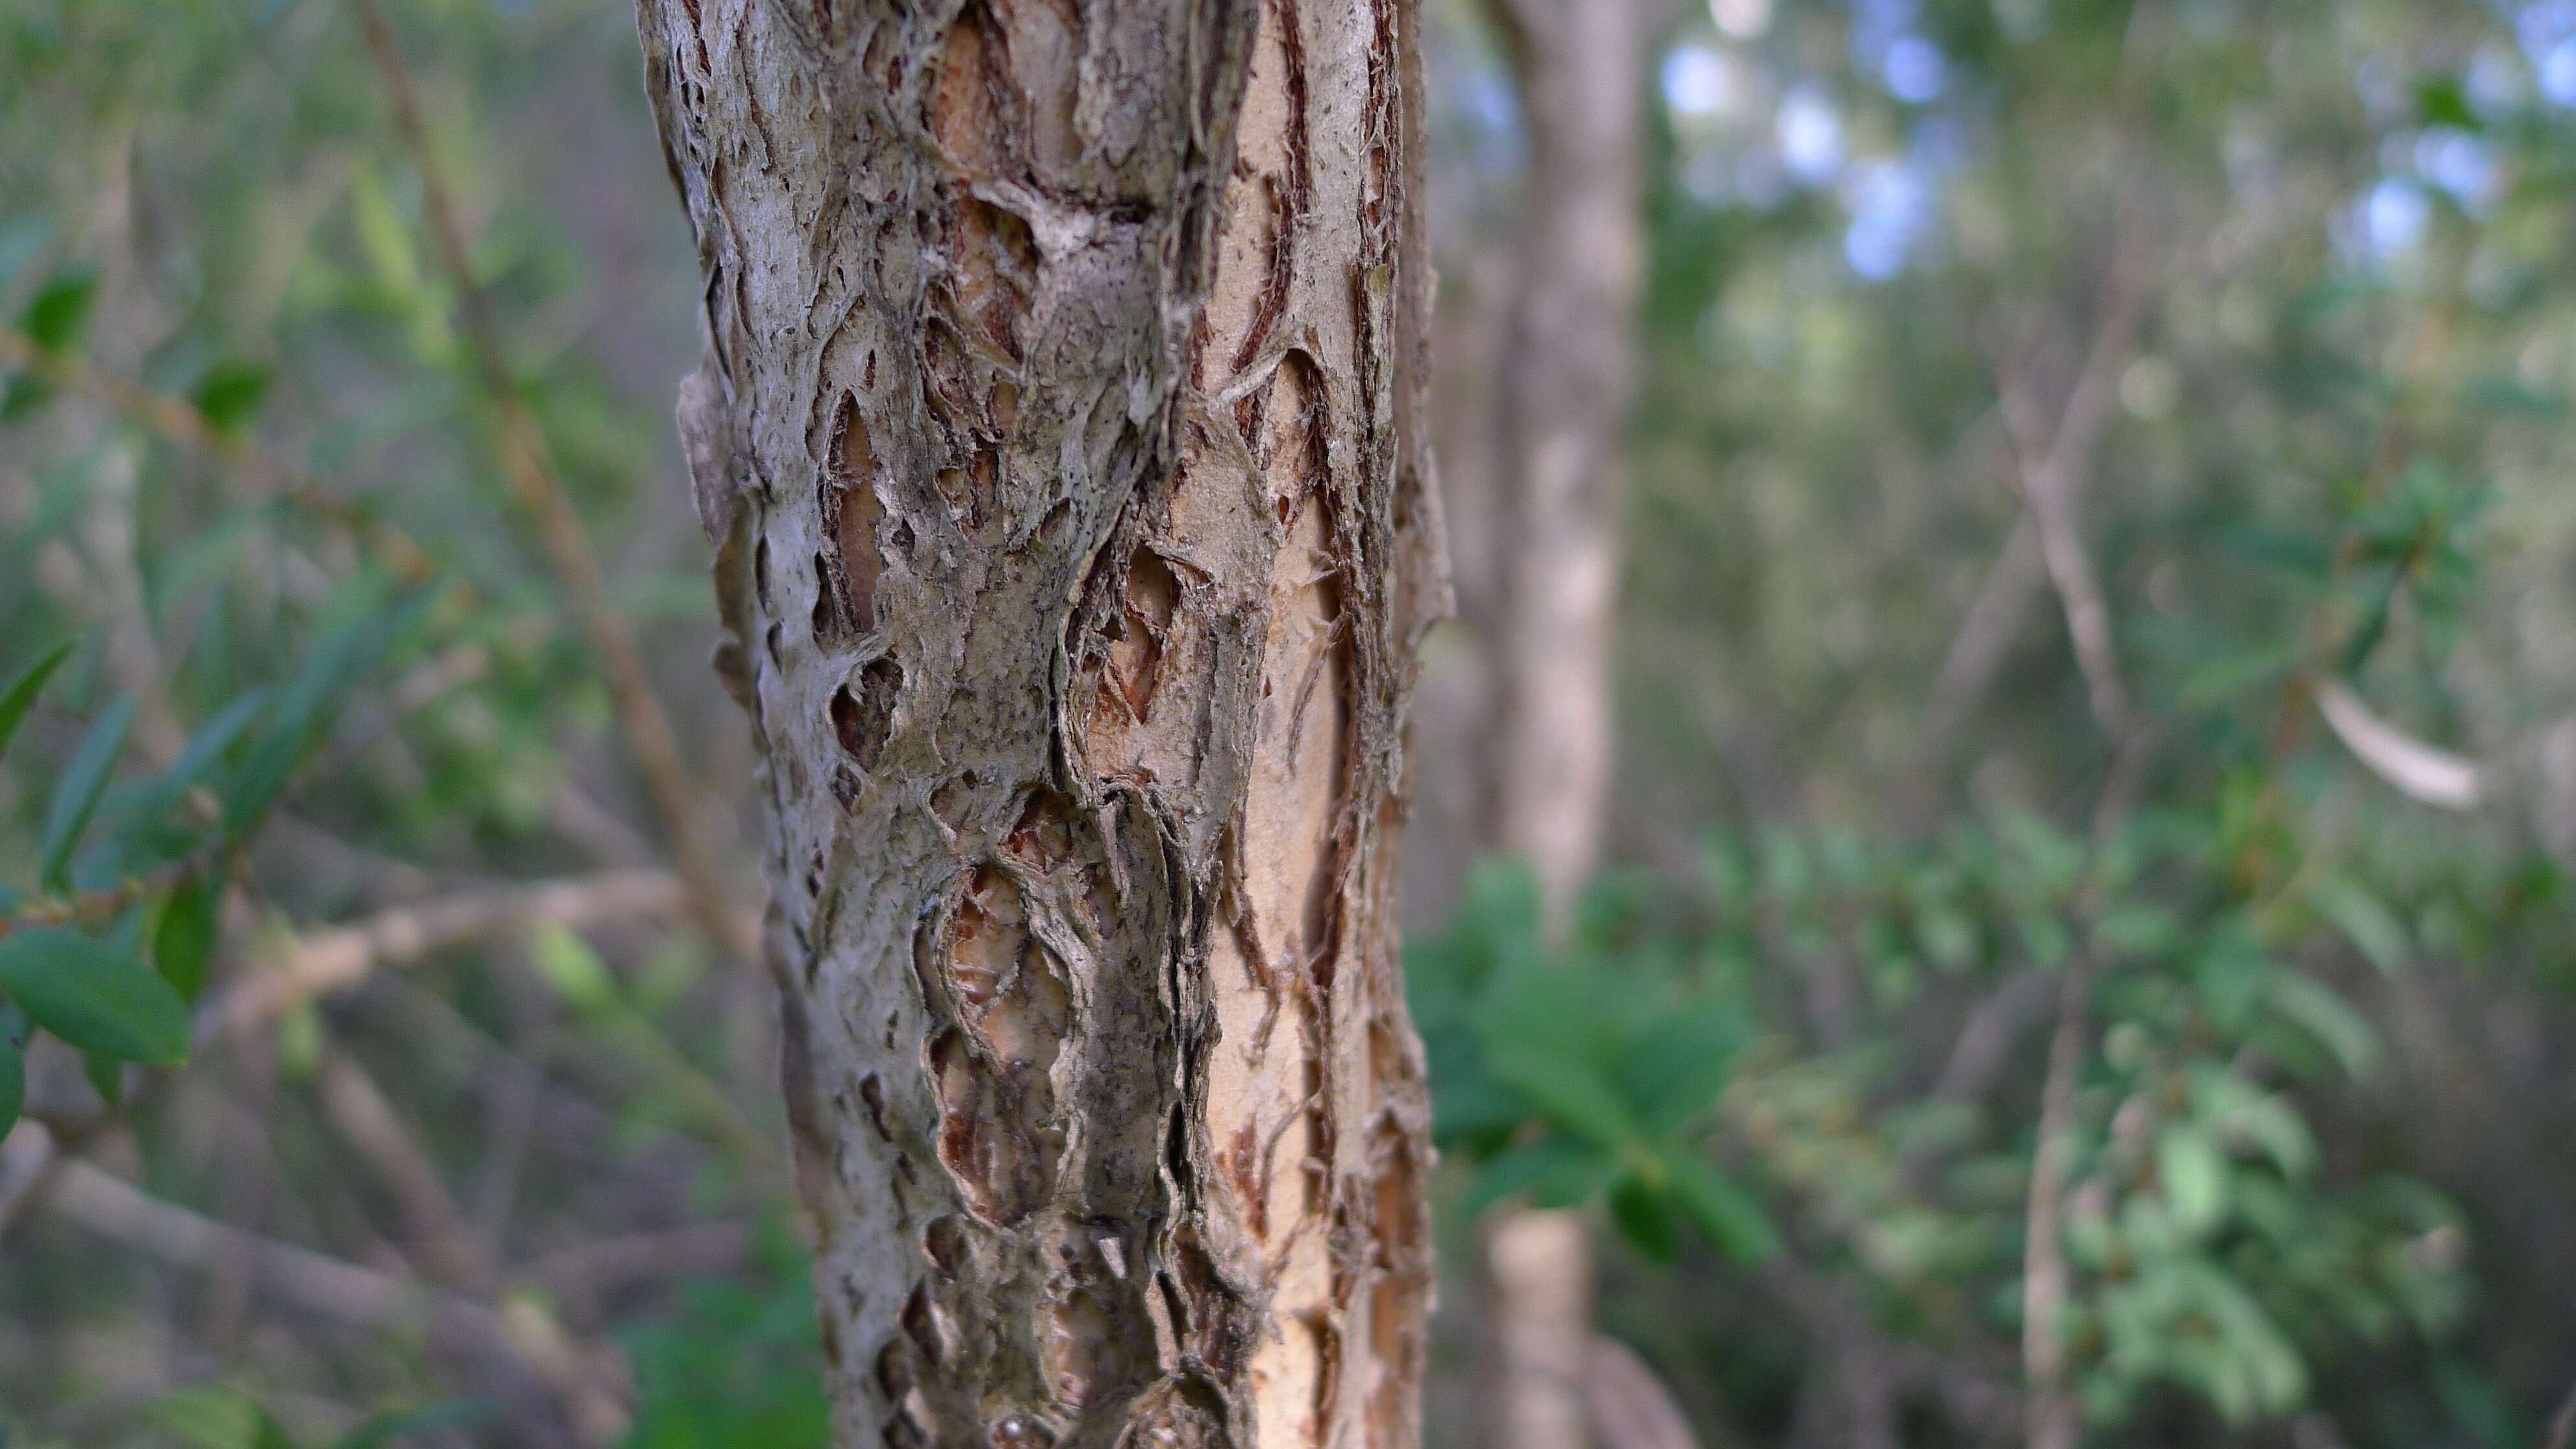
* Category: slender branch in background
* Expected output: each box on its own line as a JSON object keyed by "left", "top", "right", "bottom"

{"left": 0, "top": 844, "right": 234, "bottom": 942}
{"left": 46, "top": 1156, "right": 632, "bottom": 1446}
{"left": 210, "top": 868, "right": 687, "bottom": 1038}
{"left": 316, "top": 1040, "right": 501, "bottom": 1292}
{"left": 2541, "top": 1376, "right": 2576, "bottom": 1449}
{"left": 1901, "top": 0, "right": 2165, "bottom": 817}
{"left": 2314, "top": 680, "right": 2486, "bottom": 810}
{"left": 2020, "top": 726, "right": 2159, "bottom": 1449}
{"left": 351, "top": 0, "right": 756, "bottom": 967}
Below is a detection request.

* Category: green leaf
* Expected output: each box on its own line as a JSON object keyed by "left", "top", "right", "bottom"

{"left": 40, "top": 693, "right": 136, "bottom": 891}
{"left": 1662, "top": 1151, "right": 1780, "bottom": 1263}
{"left": 2266, "top": 972, "right": 2381, "bottom": 1079}
{"left": 0, "top": 998, "right": 27, "bottom": 1141}
{"left": 531, "top": 921, "right": 618, "bottom": 1013}
{"left": 2310, "top": 874, "right": 2409, "bottom": 976}
{"left": 21, "top": 269, "right": 97, "bottom": 353}
{"left": 0, "top": 640, "right": 73, "bottom": 762}
{"left": 1609, "top": 1174, "right": 1683, "bottom": 1261}
{"left": 153, "top": 867, "right": 223, "bottom": 1004}
{"left": 221, "top": 591, "right": 434, "bottom": 837}
{"left": 1484, "top": 1039, "right": 1639, "bottom": 1150}
{"left": 190, "top": 360, "right": 273, "bottom": 435}
{"left": 2159, "top": 1126, "right": 2228, "bottom": 1235}
{"left": 1463, "top": 1137, "right": 1616, "bottom": 1216}
{"left": 1618, "top": 1000, "right": 1746, "bottom": 1137}
{"left": 0, "top": 927, "right": 191, "bottom": 1065}
{"left": 84, "top": 1047, "right": 125, "bottom": 1108}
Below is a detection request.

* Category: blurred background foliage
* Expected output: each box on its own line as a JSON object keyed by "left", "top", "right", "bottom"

{"left": 3, "top": 0, "right": 2575, "bottom": 1446}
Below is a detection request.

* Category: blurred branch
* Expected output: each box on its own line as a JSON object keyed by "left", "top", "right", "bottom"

{"left": 523, "top": 1221, "right": 754, "bottom": 1319}
{"left": 210, "top": 869, "right": 689, "bottom": 1038}
{"left": 2543, "top": 1377, "right": 2576, "bottom": 1449}
{"left": 45, "top": 1154, "right": 632, "bottom": 1445}
{"left": 1988, "top": 201, "right": 2151, "bottom": 741}
{"left": 2020, "top": 726, "right": 2159, "bottom": 1449}
{"left": 2316, "top": 680, "right": 2486, "bottom": 810}
{"left": 316, "top": 1040, "right": 501, "bottom": 1292}
{"left": 351, "top": 0, "right": 757, "bottom": 968}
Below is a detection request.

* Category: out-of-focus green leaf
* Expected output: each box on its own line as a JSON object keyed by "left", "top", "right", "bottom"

{"left": 0, "top": 927, "right": 190, "bottom": 1065}
{"left": 39, "top": 693, "right": 136, "bottom": 891}
{"left": 531, "top": 921, "right": 618, "bottom": 1013}
{"left": 0, "top": 998, "right": 27, "bottom": 1141}
{"left": 20, "top": 267, "right": 97, "bottom": 352}
{"left": 1483, "top": 1038, "right": 1638, "bottom": 1150}
{"left": 0, "top": 639, "right": 73, "bottom": 762}
{"left": 1618, "top": 1000, "right": 1746, "bottom": 1137}
{"left": 1662, "top": 1151, "right": 1779, "bottom": 1263}
{"left": 1609, "top": 1174, "right": 1683, "bottom": 1261}
{"left": 153, "top": 866, "right": 223, "bottom": 1004}
{"left": 190, "top": 359, "right": 273, "bottom": 434}
{"left": 221, "top": 590, "right": 434, "bottom": 837}
{"left": 2310, "top": 874, "right": 2409, "bottom": 976}
{"left": 1463, "top": 1137, "right": 1616, "bottom": 1217}
{"left": 2159, "top": 1126, "right": 2228, "bottom": 1235}
{"left": 2266, "top": 972, "right": 2381, "bottom": 1080}
{"left": 84, "top": 1046, "right": 125, "bottom": 1107}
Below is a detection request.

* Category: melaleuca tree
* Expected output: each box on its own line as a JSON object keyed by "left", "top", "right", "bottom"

{"left": 634, "top": 1, "right": 1446, "bottom": 1442}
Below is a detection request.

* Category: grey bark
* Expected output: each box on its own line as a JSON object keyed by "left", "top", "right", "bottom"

{"left": 634, "top": 2, "right": 1446, "bottom": 1445}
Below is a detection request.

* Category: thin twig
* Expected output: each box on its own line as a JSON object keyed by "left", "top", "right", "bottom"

{"left": 46, "top": 1156, "right": 632, "bottom": 1445}
{"left": 2020, "top": 727, "right": 2158, "bottom": 1449}
{"left": 351, "top": 0, "right": 755, "bottom": 967}
{"left": 316, "top": 1040, "right": 501, "bottom": 1292}
{"left": 2542, "top": 1377, "right": 2576, "bottom": 1449}
{"left": 208, "top": 869, "right": 689, "bottom": 1038}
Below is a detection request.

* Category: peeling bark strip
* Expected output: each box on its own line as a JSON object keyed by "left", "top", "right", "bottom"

{"left": 636, "top": 2, "right": 1446, "bottom": 1444}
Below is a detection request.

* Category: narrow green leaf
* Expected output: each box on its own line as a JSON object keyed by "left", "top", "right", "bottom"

{"left": 2267, "top": 972, "right": 2381, "bottom": 1079}
{"left": 40, "top": 693, "right": 136, "bottom": 891}
{"left": 2310, "top": 874, "right": 2409, "bottom": 976}
{"left": 0, "top": 999, "right": 27, "bottom": 1141}
{"left": 221, "top": 591, "right": 434, "bottom": 837}
{"left": 84, "top": 1048, "right": 125, "bottom": 1108}
{"left": 530, "top": 921, "right": 617, "bottom": 1013}
{"left": 0, "top": 928, "right": 191, "bottom": 1065}
{"left": 1619, "top": 1001, "right": 1747, "bottom": 1138}
{"left": 2159, "top": 1126, "right": 2229, "bottom": 1235}
{"left": 153, "top": 867, "right": 223, "bottom": 1004}
{"left": 1609, "top": 1175, "right": 1683, "bottom": 1262}
{"left": 1484, "top": 1041, "right": 1639, "bottom": 1150}
{"left": 1663, "top": 1151, "right": 1781, "bottom": 1263}
{"left": 1463, "top": 1137, "right": 1616, "bottom": 1217}
{"left": 21, "top": 269, "right": 97, "bottom": 353}
{"left": 190, "top": 360, "right": 273, "bottom": 435}
{"left": 0, "top": 640, "right": 73, "bottom": 762}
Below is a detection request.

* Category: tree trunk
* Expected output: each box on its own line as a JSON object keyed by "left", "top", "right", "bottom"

{"left": 1475, "top": 1, "right": 1648, "bottom": 1446}
{"left": 634, "top": 3, "right": 1446, "bottom": 1445}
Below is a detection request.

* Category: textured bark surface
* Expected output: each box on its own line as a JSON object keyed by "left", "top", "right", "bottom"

{"left": 634, "top": 1, "right": 1446, "bottom": 1444}
{"left": 1474, "top": 3, "right": 1649, "bottom": 1447}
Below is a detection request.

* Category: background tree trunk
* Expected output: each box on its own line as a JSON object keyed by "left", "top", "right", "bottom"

{"left": 634, "top": 2, "right": 1446, "bottom": 1444}
{"left": 1474, "top": 1, "right": 1651, "bottom": 1446}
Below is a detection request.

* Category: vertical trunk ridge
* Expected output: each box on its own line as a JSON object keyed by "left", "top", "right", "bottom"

{"left": 636, "top": 1, "right": 1444, "bottom": 1444}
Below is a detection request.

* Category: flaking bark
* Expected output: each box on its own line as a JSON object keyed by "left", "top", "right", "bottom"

{"left": 634, "top": 2, "right": 1444, "bottom": 1445}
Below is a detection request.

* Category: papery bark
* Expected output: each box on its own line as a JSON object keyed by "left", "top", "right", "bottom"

{"left": 635, "top": 1, "right": 1445, "bottom": 1443}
